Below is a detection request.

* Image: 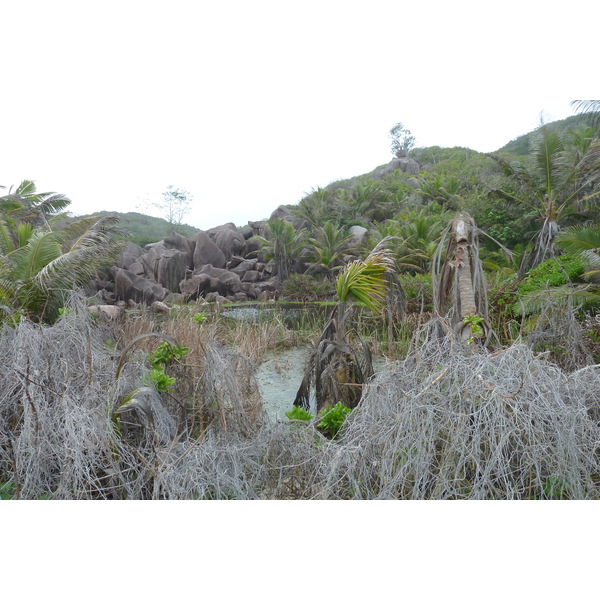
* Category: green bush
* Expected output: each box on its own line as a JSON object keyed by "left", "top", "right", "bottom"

{"left": 281, "top": 273, "right": 335, "bottom": 301}
{"left": 518, "top": 253, "right": 586, "bottom": 297}
{"left": 317, "top": 402, "right": 352, "bottom": 439}
{"left": 143, "top": 367, "right": 176, "bottom": 394}
{"left": 285, "top": 406, "right": 313, "bottom": 421}
{"left": 147, "top": 342, "right": 188, "bottom": 369}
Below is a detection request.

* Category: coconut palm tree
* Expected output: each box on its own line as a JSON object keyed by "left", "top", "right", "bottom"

{"left": 369, "top": 208, "right": 446, "bottom": 273}
{"left": 487, "top": 121, "right": 600, "bottom": 274}
{"left": 571, "top": 100, "right": 600, "bottom": 130}
{"left": 294, "top": 241, "right": 397, "bottom": 413}
{"left": 432, "top": 214, "right": 493, "bottom": 345}
{"left": 0, "top": 180, "right": 71, "bottom": 230}
{"left": 556, "top": 224, "right": 600, "bottom": 279}
{"left": 1, "top": 181, "right": 126, "bottom": 323}
{"left": 292, "top": 187, "right": 338, "bottom": 230}
{"left": 305, "top": 221, "right": 353, "bottom": 278}
{"left": 252, "top": 218, "right": 307, "bottom": 282}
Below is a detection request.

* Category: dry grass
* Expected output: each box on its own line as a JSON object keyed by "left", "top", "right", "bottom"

{"left": 0, "top": 296, "right": 597, "bottom": 499}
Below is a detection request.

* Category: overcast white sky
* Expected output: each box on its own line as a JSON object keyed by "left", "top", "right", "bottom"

{"left": 1, "top": 1, "right": 596, "bottom": 230}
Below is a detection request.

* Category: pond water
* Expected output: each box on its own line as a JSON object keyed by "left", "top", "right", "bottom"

{"left": 255, "top": 346, "right": 389, "bottom": 422}
{"left": 255, "top": 346, "right": 313, "bottom": 421}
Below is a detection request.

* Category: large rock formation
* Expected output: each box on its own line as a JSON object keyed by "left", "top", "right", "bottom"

{"left": 94, "top": 207, "right": 363, "bottom": 307}
{"left": 206, "top": 223, "right": 246, "bottom": 260}
{"left": 113, "top": 267, "right": 170, "bottom": 304}
{"left": 378, "top": 157, "right": 422, "bottom": 177}
{"left": 193, "top": 231, "right": 226, "bottom": 269}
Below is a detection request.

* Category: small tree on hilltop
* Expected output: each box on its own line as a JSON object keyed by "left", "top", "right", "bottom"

{"left": 389, "top": 122, "right": 416, "bottom": 158}
{"left": 154, "top": 185, "right": 193, "bottom": 229}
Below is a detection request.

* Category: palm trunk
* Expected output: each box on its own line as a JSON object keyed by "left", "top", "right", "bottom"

{"left": 457, "top": 243, "right": 477, "bottom": 318}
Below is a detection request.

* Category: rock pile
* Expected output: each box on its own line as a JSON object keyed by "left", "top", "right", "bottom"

{"left": 92, "top": 208, "right": 295, "bottom": 307}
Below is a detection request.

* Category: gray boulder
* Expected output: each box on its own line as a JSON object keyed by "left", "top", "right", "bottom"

{"left": 207, "top": 224, "right": 246, "bottom": 260}
{"left": 242, "top": 270, "right": 262, "bottom": 283}
{"left": 197, "top": 264, "right": 242, "bottom": 297}
{"left": 114, "top": 268, "right": 169, "bottom": 305}
{"left": 163, "top": 231, "right": 195, "bottom": 269}
{"left": 379, "top": 157, "right": 421, "bottom": 177}
{"left": 349, "top": 225, "right": 368, "bottom": 247}
{"left": 88, "top": 305, "right": 125, "bottom": 319}
{"left": 179, "top": 273, "right": 216, "bottom": 300}
{"left": 248, "top": 220, "right": 267, "bottom": 238}
{"left": 140, "top": 243, "right": 188, "bottom": 293}
{"left": 117, "top": 242, "right": 145, "bottom": 269}
{"left": 269, "top": 205, "right": 292, "bottom": 221}
{"left": 230, "top": 258, "right": 258, "bottom": 277}
{"left": 192, "top": 231, "right": 226, "bottom": 269}
{"left": 239, "top": 224, "right": 254, "bottom": 239}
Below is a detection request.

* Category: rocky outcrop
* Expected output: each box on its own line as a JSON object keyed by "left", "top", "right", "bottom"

{"left": 269, "top": 205, "right": 292, "bottom": 221}
{"left": 95, "top": 206, "right": 365, "bottom": 308}
{"left": 378, "top": 157, "right": 422, "bottom": 177}
{"left": 163, "top": 231, "right": 195, "bottom": 268}
{"left": 117, "top": 242, "right": 145, "bottom": 269}
{"left": 193, "top": 231, "right": 226, "bottom": 269}
{"left": 348, "top": 225, "right": 368, "bottom": 247}
{"left": 113, "top": 267, "right": 169, "bottom": 304}
{"left": 140, "top": 243, "right": 188, "bottom": 292}
{"left": 207, "top": 223, "right": 246, "bottom": 260}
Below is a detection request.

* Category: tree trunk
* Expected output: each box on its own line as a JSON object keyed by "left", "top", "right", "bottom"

{"left": 456, "top": 243, "right": 477, "bottom": 318}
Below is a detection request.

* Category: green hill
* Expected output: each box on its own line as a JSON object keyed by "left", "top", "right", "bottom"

{"left": 496, "top": 113, "right": 594, "bottom": 156}
{"left": 86, "top": 211, "right": 201, "bottom": 247}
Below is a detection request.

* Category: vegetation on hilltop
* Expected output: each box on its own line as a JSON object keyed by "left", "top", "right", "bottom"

{"left": 86, "top": 211, "right": 200, "bottom": 247}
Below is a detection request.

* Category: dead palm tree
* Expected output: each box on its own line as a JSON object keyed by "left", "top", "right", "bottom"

{"left": 432, "top": 214, "right": 495, "bottom": 345}
{"left": 294, "top": 241, "right": 397, "bottom": 413}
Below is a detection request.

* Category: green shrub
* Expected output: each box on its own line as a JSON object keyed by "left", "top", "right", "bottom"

{"left": 281, "top": 273, "right": 335, "bottom": 302}
{"left": 193, "top": 311, "right": 207, "bottom": 324}
{"left": 317, "top": 402, "right": 352, "bottom": 439}
{"left": 143, "top": 367, "right": 176, "bottom": 393}
{"left": 518, "top": 253, "right": 586, "bottom": 297}
{"left": 0, "top": 481, "right": 15, "bottom": 499}
{"left": 147, "top": 342, "right": 188, "bottom": 369}
{"left": 285, "top": 406, "right": 313, "bottom": 421}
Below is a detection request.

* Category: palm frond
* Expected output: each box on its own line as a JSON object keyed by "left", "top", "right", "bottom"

{"left": 35, "top": 241, "right": 123, "bottom": 293}
{"left": 8, "top": 230, "right": 64, "bottom": 282}
{"left": 61, "top": 214, "right": 128, "bottom": 252}
{"left": 556, "top": 224, "right": 600, "bottom": 253}
{"left": 533, "top": 125, "right": 565, "bottom": 194}
{"left": 0, "top": 217, "right": 16, "bottom": 254}
{"left": 15, "top": 180, "right": 37, "bottom": 195}
{"left": 336, "top": 249, "right": 394, "bottom": 312}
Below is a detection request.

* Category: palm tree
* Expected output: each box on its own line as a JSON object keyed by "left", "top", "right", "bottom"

{"left": 292, "top": 187, "right": 337, "bottom": 230}
{"left": 294, "top": 241, "right": 397, "bottom": 413}
{"left": 571, "top": 100, "right": 600, "bottom": 130}
{"left": 251, "top": 218, "right": 307, "bottom": 282}
{"left": 1, "top": 181, "right": 126, "bottom": 322}
{"left": 417, "top": 172, "right": 463, "bottom": 207}
{"left": 339, "top": 180, "right": 392, "bottom": 225}
{"left": 305, "top": 221, "right": 353, "bottom": 278}
{"left": 487, "top": 121, "right": 600, "bottom": 274}
{"left": 432, "top": 214, "right": 493, "bottom": 344}
{"left": 0, "top": 180, "right": 70, "bottom": 230}
{"left": 556, "top": 224, "right": 600, "bottom": 279}
{"left": 369, "top": 208, "right": 446, "bottom": 273}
